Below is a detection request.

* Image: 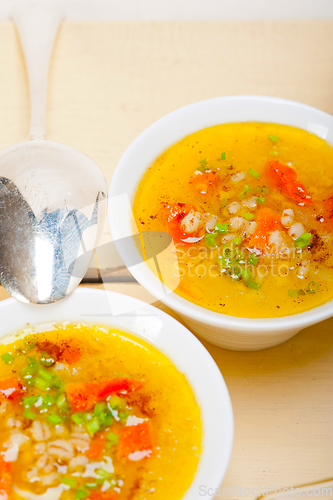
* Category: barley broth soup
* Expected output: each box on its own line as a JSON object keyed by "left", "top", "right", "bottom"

{"left": 0, "top": 323, "right": 201, "bottom": 500}
{"left": 133, "top": 122, "right": 333, "bottom": 318}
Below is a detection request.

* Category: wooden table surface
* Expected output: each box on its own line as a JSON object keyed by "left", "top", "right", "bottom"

{"left": 0, "top": 19, "right": 333, "bottom": 498}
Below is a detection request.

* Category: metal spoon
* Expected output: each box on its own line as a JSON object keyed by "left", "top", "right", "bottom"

{"left": 0, "top": 2, "right": 107, "bottom": 304}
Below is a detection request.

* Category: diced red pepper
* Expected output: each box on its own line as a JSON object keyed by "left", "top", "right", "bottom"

{"left": 162, "top": 203, "right": 199, "bottom": 244}
{"left": 249, "top": 208, "right": 281, "bottom": 250}
{"left": 266, "top": 160, "right": 313, "bottom": 206}
{"left": 0, "top": 378, "right": 24, "bottom": 403}
{"left": 0, "top": 457, "right": 11, "bottom": 500}
{"left": 118, "top": 422, "right": 153, "bottom": 459}
{"left": 86, "top": 435, "right": 106, "bottom": 460}
{"left": 66, "top": 377, "right": 143, "bottom": 412}
{"left": 189, "top": 171, "right": 219, "bottom": 194}
{"left": 89, "top": 492, "right": 117, "bottom": 500}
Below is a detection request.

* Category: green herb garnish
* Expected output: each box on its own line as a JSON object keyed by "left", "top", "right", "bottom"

{"left": 1, "top": 353, "right": 15, "bottom": 364}
{"left": 308, "top": 281, "right": 319, "bottom": 294}
{"left": 248, "top": 168, "right": 260, "bottom": 179}
{"left": 295, "top": 232, "right": 312, "bottom": 248}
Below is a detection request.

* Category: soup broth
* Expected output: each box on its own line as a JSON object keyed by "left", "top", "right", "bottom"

{"left": 133, "top": 122, "right": 333, "bottom": 318}
{"left": 0, "top": 323, "right": 201, "bottom": 499}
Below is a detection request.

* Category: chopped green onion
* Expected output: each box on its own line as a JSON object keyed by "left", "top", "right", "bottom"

{"left": 86, "top": 417, "right": 100, "bottom": 436}
{"left": 246, "top": 279, "right": 260, "bottom": 290}
{"left": 23, "top": 335, "right": 36, "bottom": 349}
{"left": 85, "top": 483, "right": 98, "bottom": 490}
{"left": 308, "top": 281, "right": 319, "bottom": 294}
{"left": 269, "top": 150, "right": 278, "bottom": 157}
{"left": 205, "top": 233, "right": 218, "bottom": 248}
{"left": 22, "top": 396, "right": 40, "bottom": 409}
{"left": 239, "top": 185, "right": 250, "bottom": 199}
{"left": 240, "top": 267, "right": 252, "bottom": 280}
{"left": 96, "top": 469, "right": 111, "bottom": 480}
{"left": 288, "top": 289, "right": 299, "bottom": 298}
{"left": 51, "top": 375, "right": 63, "bottom": 390}
{"left": 61, "top": 477, "right": 76, "bottom": 489}
{"left": 40, "top": 352, "right": 54, "bottom": 367}
{"left": 243, "top": 212, "right": 255, "bottom": 221}
{"left": 26, "top": 356, "right": 37, "bottom": 366}
{"left": 248, "top": 168, "right": 260, "bottom": 179}
{"left": 260, "top": 185, "right": 270, "bottom": 195}
{"left": 47, "top": 414, "right": 63, "bottom": 425}
{"left": 93, "top": 402, "right": 107, "bottom": 416}
{"left": 56, "top": 394, "right": 67, "bottom": 408}
{"left": 108, "top": 395, "right": 126, "bottom": 410}
{"left": 38, "top": 366, "right": 53, "bottom": 382}
{"left": 198, "top": 158, "right": 209, "bottom": 171}
{"left": 221, "top": 152, "right": 226, "bottom": 160}
{"left": 256, "top": 196, "right": 266, "bottom": 204}
{"left": 42, "top": 394, "right": 55, "bottom": 408}
{"left": 34, "top": 377, "right": 51, "bottom": 392}
{"left": 75, "top": 489, "right": 89, "bottom": 499}
{"left": 298, "top": 289, "right": 306, "bottom": 296}
{"left": 268, "top": 134, "right": 279, "bottom": 143}
{"left": 105, "top": 414, "right": 114, "bottom": 427}
{"left": 98, "top": 411, "right": 106, "bottom": 425}
{"left": 107, "top": 432, "right": 119, "bottom": 445}
{"left": 24, "top": 378, "right": 36, "bottom": 387}
{"left": 71, "top": 413, "right": 85, "bottom": 426}
{"left": 21, "top": 363, "right": 39, "bottom": 379}
{"left": 295, "top": 232, "right": 312, "bottom": 248}
{"left": 118, "top": 410, "right": 129, "bottom": 420}
{"left": 198, "top": 164, "right": 209, "bottom": 171}
{"left": 248, "top": 253, "right": 259, "bottom": 266}
{"left": 23, "top": 409, "right": 36, "bottom": 420}
{"left": 232, "top": 237, "right": 242, "bottom": 245}
{"left": 215, "top": 223, "right": 228, "bottom": 233}
{"left": 1, "top": 353, "right": 15, "bottom": 364}
{"left": 221, "top": 198, "right": 228, "bottom": 208}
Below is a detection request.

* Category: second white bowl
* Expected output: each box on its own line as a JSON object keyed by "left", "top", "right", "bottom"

{"left": 108, "top": 95, "right": 333, "bottom": 350}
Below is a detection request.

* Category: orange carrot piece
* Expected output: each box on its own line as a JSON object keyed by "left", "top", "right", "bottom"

{"left": 0, "top": 457, "right": 11, "bottom": 500}
{"left": 118, "top": 422, "right": 154, "bottom": 459}
{"left": 266, "top": 160, "right": 313, "bottom": 206}
{"left": 162, "top": 203, "right": 198, "bottom": 244}
{"left": 66, "top": 377, "right": 143, "bottom": 412}
{"left": 89, "top": 492, "right": 117, "bottom": 500}
{"left": 86, "top": 435, "right": 106, "bottom": 460}
{"left": 249, "top": 208, "right": 281, "bottom": 250}
{"left": 0, "top": 378, "right": 24, "bottom": 402}
{"left": 189, "top": 171, "right": 219, "bottom": 194}
{"left": 61, "top": 345, "right": 81, "bottom": 364}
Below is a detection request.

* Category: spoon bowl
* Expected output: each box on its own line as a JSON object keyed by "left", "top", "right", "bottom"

{"left": 0, "top": 140, "right": 107, "bottom": 304}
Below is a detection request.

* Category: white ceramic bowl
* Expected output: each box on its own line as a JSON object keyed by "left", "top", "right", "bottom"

{"left": 108, "top": 95, "right": 333, "bottom": 351}
{"left": 0, "top": 288, "right": 233, "bottom": 500}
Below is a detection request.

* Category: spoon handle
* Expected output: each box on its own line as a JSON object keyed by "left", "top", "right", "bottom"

{"left": 12, "top": 1, "right": 63, "bottom": 140}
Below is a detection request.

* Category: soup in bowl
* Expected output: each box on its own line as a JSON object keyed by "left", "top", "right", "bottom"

{"left": 108, "top": 96, "right": 333, "bottom": 350}
{"left": 0, "top": 288, "right": 233, "bottom": 500}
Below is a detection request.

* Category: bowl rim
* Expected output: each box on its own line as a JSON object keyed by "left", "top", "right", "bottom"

{"left": 108, "top": 94, "right": 333, "bottom": 332}
{"left": 0, "top": 288, "right": 234, "bottom": 500}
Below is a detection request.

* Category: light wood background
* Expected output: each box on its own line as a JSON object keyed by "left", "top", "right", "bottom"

{"left": 0, "top": 20, "right": 332, "bottom": 498}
